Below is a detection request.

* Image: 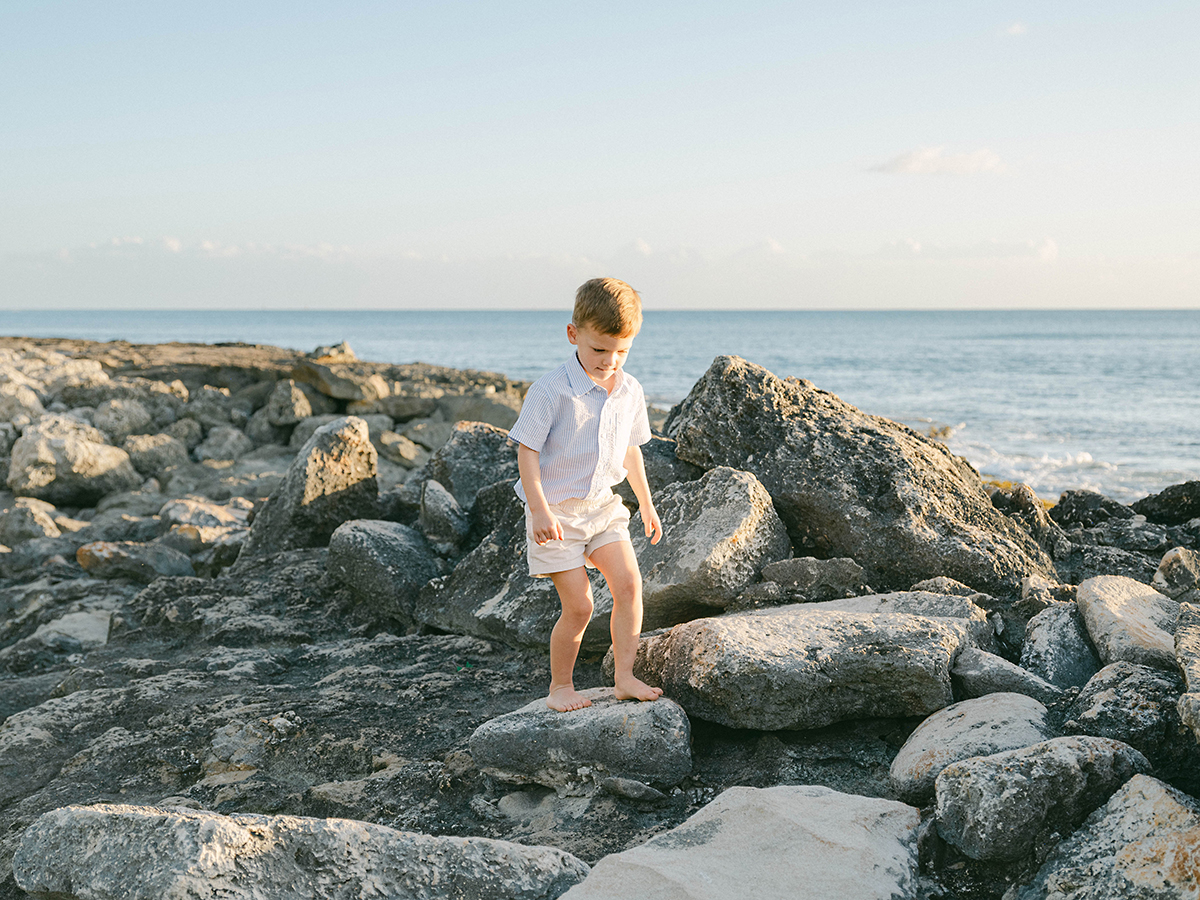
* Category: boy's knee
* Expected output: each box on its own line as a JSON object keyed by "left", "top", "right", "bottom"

{"left": 561, "top": 592, "right": 594, "bottom": 623}
{"left": 608, "top": 571, "right": 642, "bottom": 602}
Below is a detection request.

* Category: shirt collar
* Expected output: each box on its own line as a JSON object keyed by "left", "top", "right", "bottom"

{"left": 567, "top": 352, "right": 627, "bottom": 397}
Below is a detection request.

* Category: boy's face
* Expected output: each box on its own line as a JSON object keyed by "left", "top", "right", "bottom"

{"left": 567, "top": 322, "right": 635, "bottom": 387}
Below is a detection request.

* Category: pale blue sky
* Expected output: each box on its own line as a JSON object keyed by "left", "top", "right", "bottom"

{"left": 3, "top": 2, "right": 1197, "bottom": 309}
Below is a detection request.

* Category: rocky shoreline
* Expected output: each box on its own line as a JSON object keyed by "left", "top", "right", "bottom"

{"left": 3, "top": 336, "right": 1200, "bottom": 899}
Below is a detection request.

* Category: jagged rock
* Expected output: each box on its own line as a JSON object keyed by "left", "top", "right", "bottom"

{"left": 13, "top": 804, "right": 589, "bottom": 900}
{"left": 327, "top": 520, "right": 441, "bottom": 623}
{"left": 194, "top": 425, "right": 255, "bottom": 462}
{"left": 990, "top": 481, "right": 1061, "bottom": 552}
{"left": 1020, "top": 602, "right": 1102, "bottom": 689}
{"left": 0, "top": 498, "right": 61, "bottom": 545}
{"left": 238, "top": 417, "right": 378, "bottom": 562}
{"left": 1176, "top": 602, "right": 1200, "bottom": 744}
{"left": 1153, "top": 546, "right": 1200, "bottom": 602}
{"left": 1076, "top": 575, "right": 1179, "bottom": 670}
{"left": 469, "top": 689, "right": 691, "bottom": 790}
{"left": 92, "top": 398, "right": 153, "bottom": 443}
{"left": 266, "top": 378, "right": 313, "bottom": 426}
{"left": 664, "top": 355, "right": 1053, "bottom": 594}
{"left": 1062, "top": 661, "right": 1200, "bottom": 794}
{"left": 1016, "top": 573, "right": 1075, "bottom": 618}
{"left": 1050, "top": 490, "right": 1136, "bottom": 529}
{"left": 1011, "top": 775, "right": 1200, "bottom": 900}
{"left": 58, "top": 377, "right": 188, "bottom": 430}
{"left": 889, "top": 693, "right": 1052, "bottom": 805}
{"left": 419, "top": 479, "right": 470, "bottom": 554}
{"left": 7, "top": 414, "right": 142, "bottom": 505}
{"left": 0, "top": 382, "right": 45, "bottom": 425}
{"left": 1053, "top": 541, "right": 1160, "bottom": 586}
{"left": 77, "top": 541, "right": 195, "bottom": 583}
{"left": 760, "top": 556, "right": 868, "bottom": 601}
{"left": 121, "top": 433, "right": 190, "bottom": 477}
{"left": 624, "top": 606, "right": 980, "bottom": 732}
{"left": 378, "top": 431, "right": 426, "bottom": 468}
{"left": 951, "top": 648, "right": 1063, "bottom": 705}
{"left": 163, "top": 416, "right": 203, "bottom": 450}
{"left": 424, "top": 422, "right": 519, "bottom": 510}
{"left": 158, "top": 497, "right": 250, "bottom": 531}
{"left": 559, "top": 785, "right": 919, "bottom": 900}
{"left": 1132, "top": 479, "right": 1200, "bottom": 526}
{"left": 588, "top": 467, "right": 792, "bottom": 636}
{"left": 244, "top": 407, "right": 293, "bottom": 446}
{"left": 934, "top": 736, "right": 1150, "bottom": 862}
{"left": 293, "top": 359, "right": 391, "bottom": 402}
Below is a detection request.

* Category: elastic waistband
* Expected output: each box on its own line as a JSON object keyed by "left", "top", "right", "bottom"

{"left": 550, "top": 490, "right": 616, "bottom": 513}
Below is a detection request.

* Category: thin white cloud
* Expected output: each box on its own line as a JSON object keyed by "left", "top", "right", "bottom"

{"left": 876, "top": 237, "right": 1058, "bottom": 261}
{"left": 869, "top": 146, "right": 1008, "bottom": 175}
{"left": 1004, "top": 22, "right": 1027, "bottom": 36}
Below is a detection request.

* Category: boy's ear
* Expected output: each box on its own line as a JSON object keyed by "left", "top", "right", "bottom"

{"left": 566, "top": 322, "right": 578, "bottom": 345}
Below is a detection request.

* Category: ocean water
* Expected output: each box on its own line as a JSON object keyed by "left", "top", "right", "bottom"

{"left": 4, "top": 309, "right": 1199, "bottom": 504}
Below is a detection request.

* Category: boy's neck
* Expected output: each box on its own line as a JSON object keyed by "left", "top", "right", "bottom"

{"left": 575, "top": 352, "right": 620, "bottom": 394}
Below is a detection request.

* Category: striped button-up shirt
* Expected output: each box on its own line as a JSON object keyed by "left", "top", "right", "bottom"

{"left": 509, "top": 353, "right": 652, "bottom": 505}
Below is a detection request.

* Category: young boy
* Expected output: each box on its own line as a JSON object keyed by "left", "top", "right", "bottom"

{"left": 508, "top": 277, "right": 665, "bottom": 712}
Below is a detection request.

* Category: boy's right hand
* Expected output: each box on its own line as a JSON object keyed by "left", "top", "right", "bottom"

{"left": 530, "top": 509, "right": 564, "bottom": 545}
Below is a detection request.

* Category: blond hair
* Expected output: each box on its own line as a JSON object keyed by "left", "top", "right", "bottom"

{"left": 573, "top": 278, "right": 643, "bottom": 337}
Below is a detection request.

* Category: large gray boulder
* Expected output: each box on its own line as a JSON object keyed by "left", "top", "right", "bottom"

{"left": 1132, "top": 479, "right": 1200, "bottom": 526}
{"left": 622, "top": 605, "right": 979, "bottom": 732}
{"left": 1011, "top": 775, "right": 1200, "bottom": 900}
{"left": 559, "top": 785, "right": 920, "bottom": 900}
{"left": 238, "top": 417, "right": 379, "bottom": 562}
{"left": 797, "top": 589, "right": 997, "bottom": 652}
{"left": 423, "top": 421, "right": 519, "bottom": 510}
{"left": 327, "top": 520, "right": 441, "bottom": 622}
{"left": 935, "top": 736, "right": 1150, "bottom": 862}
{"left": 194, "top": 424, "right": 255, "bottom": 462}
{"left": 1019, "top": 602, "right": 1102, "bottom": 689}
{"left": 266, "top": 378, "right": 313, "bottom": 425}
{"left": 121, "top": 433, "right": 191, "bottom": 478}
{"left": 7, "top": 415, "right": 142, "bottom": 505}
{"left": 950, "top": 648, "right": 1063, "bottom": 705}
{"left": 587, "top": 466, "right": 792, "bottom": 637}
{"left": 889, "top": 693, "right": 1053, "bottom": 805}
{"left": 12, "top": 803, "right": 589, "bottom": 900}
{"left": 1076, "top": 575, "right": 1179, "bottom": 670}
{"left": 664, "top": 355, "right": 1054, "bottom": 594}
{"left": 93, "top": 398, "right": 153, "bottom": 443}
{"left": 469, "top": 689, "right": 691, "bottom": 791}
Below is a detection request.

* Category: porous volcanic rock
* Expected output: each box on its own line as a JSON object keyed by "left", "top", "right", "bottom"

{"left": 934, "top": 736, "right": 1150, "bottom": 862}
{"left": 664, "top": 355, "right": 1054, "bottom": 594}
{"left": 12, "top": 803, "right": 589, "bottom": 900}
{"left": 1132, "top": 479, "right": 1200, "bottom": 526}
{"left": 237, "top": 416, "right": 379, "bottom": 562}
{"left": 559, "top": 785, "right": 920, "bottom": 900}
{"left": 469, "top": 689, "right": 692, "bottom": 790}
{"left": 1075, "top": 575, "right": 1179, "bottom": 670}
{"left": 7, "top": 415, "right": 142, "bottom": 505}
{"left": 1175, "top": 602, "right": 1200, "bottom": 744}
{"left": 1010, "top": 775, "right": 1200, "bottom": 900}
{"left": 760, "top": 556, "right": 868, "bottom": 601}
{"left": 889, "top": 693, "right": 1052, "bottom": 805}
{"left": 1153, "top": 546, "right": 1200, "bottom": 603}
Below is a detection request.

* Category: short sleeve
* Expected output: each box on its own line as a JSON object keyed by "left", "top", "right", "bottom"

{"left": 628, "top": 382, "right": 651, "bottom": 447}
{"left": 507, "top": 380, "right": 553, "bottom": 452}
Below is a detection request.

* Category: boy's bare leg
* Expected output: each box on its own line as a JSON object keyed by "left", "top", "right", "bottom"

{"left": 546, "top": 566, "right": 595, "bottom": 711}
{"left": 590, "top": 541, "right": 663, "bottom": 702}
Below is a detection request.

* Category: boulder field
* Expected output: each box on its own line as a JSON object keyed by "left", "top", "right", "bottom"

{"left": 3, "top": 338, "right": 1200, "bottom": 900}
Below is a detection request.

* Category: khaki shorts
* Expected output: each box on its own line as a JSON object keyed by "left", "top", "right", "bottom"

{"left": 526, "top": 491, "right": 632, "bottom": 577}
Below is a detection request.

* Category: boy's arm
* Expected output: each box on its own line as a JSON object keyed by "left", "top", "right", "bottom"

{"left": 517, "top": 443, "right": 563, "bottom": 544}
{"left": 624, "top": 444, "right": 663, "bottom": 545}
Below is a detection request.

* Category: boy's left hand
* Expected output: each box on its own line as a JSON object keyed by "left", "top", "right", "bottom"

{"left": 643, "top": 503, "right": 663, "bottom": 545}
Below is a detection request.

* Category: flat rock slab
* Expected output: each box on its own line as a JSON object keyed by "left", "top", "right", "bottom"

{"left": 13, "top": 803, "right": 589, "bottom": 900}
{"left": 559, "top": 784, "right": 920, "bottom": 900}
{"left": 1076, "top": 575, "right": 1179, "bottom": 670}
{"left": 935, "top": 736, "right": 1150, "bottom": 861}
{"left": 951, "top": 647, "right": 1063, "bottom": 706}
{"left": 801, "top": 590, "right": 997, "bottom": 652}
{"left": 76, "top": 540, "right": 195, "bottom": 582}
{"left": 1012, "top": 774, "right": 1200, "bottom": 900}
{"left": 629, "top": 606, "right": 975, "bottom": 731}
{"left": 889, "top": 693, "right": 1052, "bottom": 805}
{"left": 469, "top": 688, "right": 692, "bottom": 790}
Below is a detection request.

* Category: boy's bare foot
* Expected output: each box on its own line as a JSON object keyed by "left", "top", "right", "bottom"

{"left": 547, "top": 685, "right": 593, "bottom": 712}
{"left": 614, "top": 675, "right": 663, "bottom": 702}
